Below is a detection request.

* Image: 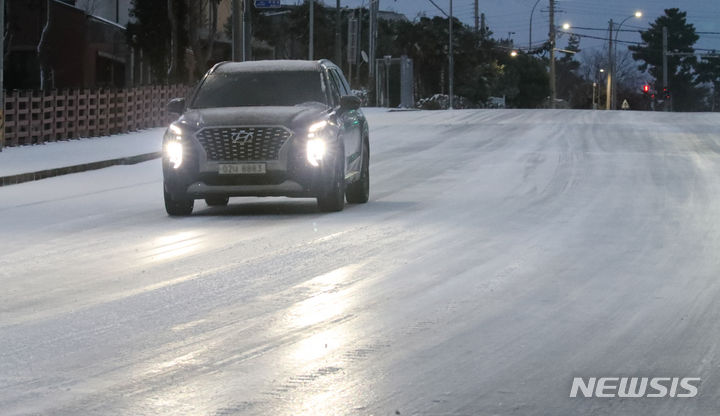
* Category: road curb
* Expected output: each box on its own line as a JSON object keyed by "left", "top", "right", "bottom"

{"left": 0, "top": 151, "right": 161, "bottom": 187}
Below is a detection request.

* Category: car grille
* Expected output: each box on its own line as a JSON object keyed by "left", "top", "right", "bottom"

{"left": 196, "top": 126, "right": 293, "bottom": 161}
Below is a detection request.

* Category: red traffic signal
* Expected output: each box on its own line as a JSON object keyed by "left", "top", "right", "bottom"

{"left": 643, "top": 84, "right": 650, "bottom": 93}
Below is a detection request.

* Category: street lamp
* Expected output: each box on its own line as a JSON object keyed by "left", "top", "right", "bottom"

{"left": 510, "top": 50, "right": 518, "bottom": 57}
{"left": 609, "top": 11, "right": 642, "bottom": 109}
{"left": 562, "top": 22, "right": 571, "bottom": 30}
{"left": 528, "top": 0, "right": 541, "bottom": 51}
{"left": 594, "top": 68, "right": 606, "bottom": 109}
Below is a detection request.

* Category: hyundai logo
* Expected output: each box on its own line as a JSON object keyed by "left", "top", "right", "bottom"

{"left": 232, "top": 130, "right": 254, "bottom": 144}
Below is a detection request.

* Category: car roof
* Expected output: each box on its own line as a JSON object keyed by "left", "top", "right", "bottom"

{"left": 210, "top": 60, "right": 337, "bottom": 74}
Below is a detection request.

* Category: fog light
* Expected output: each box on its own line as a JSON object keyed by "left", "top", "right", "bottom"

{"left": 165, "top": 140, "right": 183, "bottom": 169}
{"left": 306, "top": 139, "right": 326, "bottom": 167}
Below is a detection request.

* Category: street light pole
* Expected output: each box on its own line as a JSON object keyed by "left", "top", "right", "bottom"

{"left": 309, "top": 0, "right": 314, "bottom": 60}
{"left": 0, "top": 0, "right": 4, "bottom": 152}
{"left": 232, "top": 0, "right": 242, "bottom": 61}
{"left": 243, "top": 0, "right": 251, "bottom": 60}
{"left": 335, "top": 0, "right": 341, "bottom": 65}
{"left": 607, "top": 19, "right": 613, "bottom": 110}
{"left": 529, "top": 0, "right": 541, "bottom": 51}
{"left": 549, "top": 0, "right": 556, "bottom": 108}
{"left": 662, "top": 26, "right": 669, "bottom": 111}
{"left": 610, "top": 11, "right": 642, "bottom": 110}
{"left": 449, "top": 0, "right": 454, "bottom": 109}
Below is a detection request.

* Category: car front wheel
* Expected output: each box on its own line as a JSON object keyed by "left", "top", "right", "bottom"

{"left": 164, "top": 188, "right": 194, "bottom": 216}
{"left": 346, "top": 139, "right": 369, "bottom": 204}
{"left": 317, "top": 151, "right": 346, "bottom": 212}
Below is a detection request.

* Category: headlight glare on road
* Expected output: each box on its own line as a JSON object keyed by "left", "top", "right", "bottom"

{"left": 306, "top": 139, "right": 326, "bottom": 167}
{"left": 165, "top": 140, "right": 183, "bottom": 169}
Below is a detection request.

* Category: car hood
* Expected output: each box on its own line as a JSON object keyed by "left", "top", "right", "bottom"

{"left": 178, "top": 104, "right": 331, "bottom": 132}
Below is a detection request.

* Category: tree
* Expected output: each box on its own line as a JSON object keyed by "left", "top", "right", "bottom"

{"left": 499, "top": 52, "right": 550, "bottom": 108}
{"left": 629, "top": 8, "right": 706, "bottom": 111}
{"left": 37, "top": 0, "right": 53, "bottom": 89}
{"left": 696, "top": 55, "right": 720, "bottom": 111}
{"left": 128, "top": 0, "right": 191, "bottom": 83}
{"left": 555, "top": 34, "right": 588, "bottom": 107}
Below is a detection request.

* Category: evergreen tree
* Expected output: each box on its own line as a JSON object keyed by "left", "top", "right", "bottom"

{"left": 629, "top": 8, "right": 706, "bottom": 111}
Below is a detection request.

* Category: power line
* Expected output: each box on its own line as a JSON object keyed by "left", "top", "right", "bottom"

{"left": 559, "top": 30, "right": 644, "bottom": 46}
{"left": 570, "top": 26, "right": 639, "bottom": 33}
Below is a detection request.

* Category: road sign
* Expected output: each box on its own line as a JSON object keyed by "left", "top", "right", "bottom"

{"left": 621, "top": 99, "right": 630, "bottom": 110}
{"left": 254, "top": 0, "right": 281, "bottom": 8}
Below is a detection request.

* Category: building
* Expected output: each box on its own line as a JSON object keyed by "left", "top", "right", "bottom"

{"left": 6, "top": 0, "right": 129, "bottom": 90}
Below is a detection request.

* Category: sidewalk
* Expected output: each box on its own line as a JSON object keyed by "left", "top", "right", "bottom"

{"left": 0, "top": 128, "right": 165, "bottom": 186}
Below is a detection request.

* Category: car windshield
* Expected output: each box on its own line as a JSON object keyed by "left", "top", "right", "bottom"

{"left": 191, "top": 71, "right": 327, "bottom": 108}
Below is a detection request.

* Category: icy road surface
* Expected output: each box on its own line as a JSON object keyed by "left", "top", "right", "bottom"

{"left": 2, "top": 109, "right": 720, "bottom": 415}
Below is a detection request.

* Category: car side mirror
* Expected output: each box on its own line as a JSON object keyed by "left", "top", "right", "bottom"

{"left": 340, "top": 95, "right": 362, "bottom": 111}
{"left": 167, "top": 97, "right": 186, "bottom": 114}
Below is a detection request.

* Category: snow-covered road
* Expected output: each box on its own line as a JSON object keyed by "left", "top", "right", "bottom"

{"left": 2, "top": 109, "right": 720, "bottom": 415}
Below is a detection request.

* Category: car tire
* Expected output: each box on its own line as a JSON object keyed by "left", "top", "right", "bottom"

{"left": 317, "top": 150, "right": 346, "bottom": 212}
{"left": 164, "top": 188, "right": 194, "bottom": 216}
{"left": 205, "top": 196, "right": 230, "bottom": 206}
{"left": 346, "top": 139, "right": 369, "bottom": 204}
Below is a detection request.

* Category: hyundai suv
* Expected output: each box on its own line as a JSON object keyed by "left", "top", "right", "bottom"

{"left": 162, "top": 60, "right": 370, "bottom": 216}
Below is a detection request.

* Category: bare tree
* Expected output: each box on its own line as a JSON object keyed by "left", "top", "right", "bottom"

{"left": 37, "top": 0, "right": 53, "bottom": 89}
{"left": 167, "top": 0, "right": 179, "bottom": 80}
{"left": 4, "top": 1, "right": 12, "bottom": 62}
{"left": 581, "top": 47, "right": 644, "bottom": 88}
{"left": 187, "top": 0, "right": 219, "bottom": 79}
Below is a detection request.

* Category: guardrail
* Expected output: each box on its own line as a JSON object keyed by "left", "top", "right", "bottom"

{"left": 2, "top": 85, "right": 190, "bottom": 147}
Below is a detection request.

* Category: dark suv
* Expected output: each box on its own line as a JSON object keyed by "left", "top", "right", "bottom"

{"left": 162, "top": 60, "right": 370, "bottom": 216}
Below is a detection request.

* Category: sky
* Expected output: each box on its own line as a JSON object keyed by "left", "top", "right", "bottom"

{"left": 289, "top": 0, "right": 720, "bottom": 60}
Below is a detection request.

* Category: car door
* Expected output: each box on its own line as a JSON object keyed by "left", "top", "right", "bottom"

{"left": 328, "top": 68, "right": 363, "bottom": 176}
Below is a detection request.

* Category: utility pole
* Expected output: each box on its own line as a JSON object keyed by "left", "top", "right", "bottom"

{"left": 232, "top": 0, "right": 242, "bottom": 61}
{"left": 0, "top": 0, "right": 4, "bottom": 151}
{"left": 549, "top": 0, "right": 556, "bottom": 108}
{"left": 449, "top": 0, "right": 454, "bottom": 109}
{"left": 356, "top": 7, "right": 362, "bottom": 85}
{"left": 309, "top": 0, "right": 314, "bottom": 60}
{"left": 474, "top": 0, "right": 479, "bottom": 33}
{"left": 335, "top": 0, "right": 341, "bottom": 65}
{"left": 369, "top": 0, "right": 377, "bottom": 103}
{"left": 369, "top": 0, "right": 377, "bottom": 77}
{"left": 606, "top": 19, "right": 613, "bottom": 110}
{"left": 663, "top": 26, "right": 669, "bottom": 112}
{"left": 243, "top": 0, "right": 251, "bottom": 60}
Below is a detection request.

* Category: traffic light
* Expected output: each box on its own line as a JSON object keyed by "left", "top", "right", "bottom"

{"left": 663, "top": 87, "right": 670, "bottom": 100}
{"left": 643, "top": 84, "right": 650, "bottom": 93}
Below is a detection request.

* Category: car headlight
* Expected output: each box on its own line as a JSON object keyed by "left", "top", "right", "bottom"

{"left": 307, "top": 120, "right": 328, "bottom": 138}
{"left": 306, "top": 121, "right": 330, "bottom": 167}
{"left": 306, "top": 139, "right": 326, "bottom": 167}
{"left": 164, "top": 124, "right": 184, "bottom": 169}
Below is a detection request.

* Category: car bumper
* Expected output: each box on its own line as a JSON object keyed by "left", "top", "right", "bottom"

{"left": 185, "top": 180, "right": 310, "bottom": 198}
{"left": 162, "top": 132, "right": 338, "bottom": 200}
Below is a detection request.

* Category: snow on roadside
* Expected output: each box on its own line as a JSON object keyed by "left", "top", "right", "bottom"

{"left": 0, "top": 128, "right": 165, "bottom": 177}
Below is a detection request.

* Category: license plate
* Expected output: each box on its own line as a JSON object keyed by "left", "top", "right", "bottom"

{"left": 218, "top": 163, "right": 266, "bottom": 175}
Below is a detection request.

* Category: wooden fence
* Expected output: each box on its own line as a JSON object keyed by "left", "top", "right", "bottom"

{"left": 3, "top": 85, "right": 190, "bottom": 147}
